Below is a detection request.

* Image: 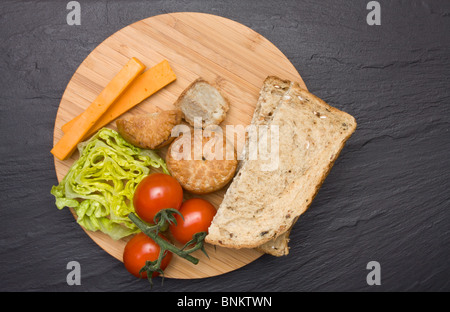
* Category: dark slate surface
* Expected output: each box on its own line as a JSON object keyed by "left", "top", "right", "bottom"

{"left": 1, "top": 0, "right": 449, "bottom": 292}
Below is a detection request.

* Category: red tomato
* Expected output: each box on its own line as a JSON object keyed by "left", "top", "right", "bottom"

{"left": 133, "top": 173, "right": 183, "bottom": 223}
{"left": 169, "top": 198, "right": 217, "bottom": 245}
{"left": 123, "top": 232, "right": 172, "bottom": 278}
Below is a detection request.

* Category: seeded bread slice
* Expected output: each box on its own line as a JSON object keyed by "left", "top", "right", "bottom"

{"left": 234, "top": 77, "right": 295, "bottom": 256}
{"left": 205, "top": 76, "right": 357, "bottom": 251}
{"left": 174, "top": 78, "right": 229, "bottom": 128}
{"left": 252, "top": 77, "right": 298, "bottom": 256}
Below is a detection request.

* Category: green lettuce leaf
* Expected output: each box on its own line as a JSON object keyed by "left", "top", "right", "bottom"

{"left": 51, "top": 128, "right": 169, "bottom": 240}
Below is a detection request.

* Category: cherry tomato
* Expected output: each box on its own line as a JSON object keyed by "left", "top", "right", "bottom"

{"left": 133, "top": 173, "right": 183, "bottom": 223}
{"left": 123, "top": 232, "right": 172, "bottom": 278}
{"left": 169, "top": 198, "right": 217, "bottom": 245}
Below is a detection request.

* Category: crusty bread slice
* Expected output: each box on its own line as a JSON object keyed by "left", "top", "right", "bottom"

{"left": 174, "top": 78, "right": 229, "bottom": 128}
{"left": 252, "top": 77, "right": 298, "bottom": 256}
{"left": 205, "top": 76, "right": 357, "bottom": 251}
{"left": 235, "top": 76, "right": 296, "bottom": 256}
{"left": 215, "top": 76, "right": 296, "bottom": 255}
{"left": 236, "top": 76, "right": 292, "bottom": 174}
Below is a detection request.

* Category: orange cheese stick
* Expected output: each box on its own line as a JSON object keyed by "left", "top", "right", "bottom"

{"left": 51, "top": 57, "right": 146, "bottom": 160}
{"left": 61, "top": 60, "right": 177, "bottom": 138}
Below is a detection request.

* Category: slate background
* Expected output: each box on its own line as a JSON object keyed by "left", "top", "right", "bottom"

{"left": 1, "top": 0, "right": 449, "bottom": 292}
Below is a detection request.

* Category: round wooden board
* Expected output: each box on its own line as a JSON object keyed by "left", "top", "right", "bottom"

{"left": 53, "top": 12, "right": 306, "bottom": 279}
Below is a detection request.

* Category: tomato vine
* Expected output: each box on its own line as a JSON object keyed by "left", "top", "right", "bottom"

{"left": 128, "top": 209, "right": 208, "bottom": 286}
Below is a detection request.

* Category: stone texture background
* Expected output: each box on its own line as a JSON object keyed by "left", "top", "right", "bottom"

{"left": 0, "top": 0, "right": 449, "bottom": 292}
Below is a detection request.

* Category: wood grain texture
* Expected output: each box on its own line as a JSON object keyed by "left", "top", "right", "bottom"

{"left": 52, "top": 12, "right": 306, "bottom": 279}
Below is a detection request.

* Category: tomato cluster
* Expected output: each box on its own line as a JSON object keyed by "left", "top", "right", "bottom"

{"left": 123, "top": 173, "right": 216, "bottom": 280}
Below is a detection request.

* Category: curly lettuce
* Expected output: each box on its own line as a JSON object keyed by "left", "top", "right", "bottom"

{"left": 51, "top": 128, "right": 169, "bottom": 240}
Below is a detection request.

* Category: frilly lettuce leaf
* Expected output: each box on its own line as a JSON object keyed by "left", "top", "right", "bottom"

{"left": 51, "top": 128, "right": 169, "bottom": 240}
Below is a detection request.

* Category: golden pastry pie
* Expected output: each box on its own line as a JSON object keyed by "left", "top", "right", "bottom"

{"left": 166, "top": 130, "right": 237, "bottom": 194}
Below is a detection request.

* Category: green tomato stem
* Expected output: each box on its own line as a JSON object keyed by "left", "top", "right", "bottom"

{"left": 128, "top": 212, "right": 200, "bottom": 265}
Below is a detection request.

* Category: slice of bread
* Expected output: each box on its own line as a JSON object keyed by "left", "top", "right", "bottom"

{"left": 214, "top": 76, "right": 295, "bottom": 256}
{"left": 174, "top": 78, "right": 229, "bottom": 128}
{"left": 205, "top": 76, "right": 357, "bottom": 252}
{"left": 252, "top": 77, "right": 298, "bottom": 256}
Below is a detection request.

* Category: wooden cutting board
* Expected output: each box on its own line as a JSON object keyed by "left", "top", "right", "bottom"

{"left": 53, "top": 12, "right": 306, "bottom": 279}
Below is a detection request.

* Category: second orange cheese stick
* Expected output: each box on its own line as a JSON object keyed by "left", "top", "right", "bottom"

{"left": 62, "top": 60, "right": 177, "bottom": 137}
{"left": 51, "top": 57, "right": 146, "bottom": 160}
